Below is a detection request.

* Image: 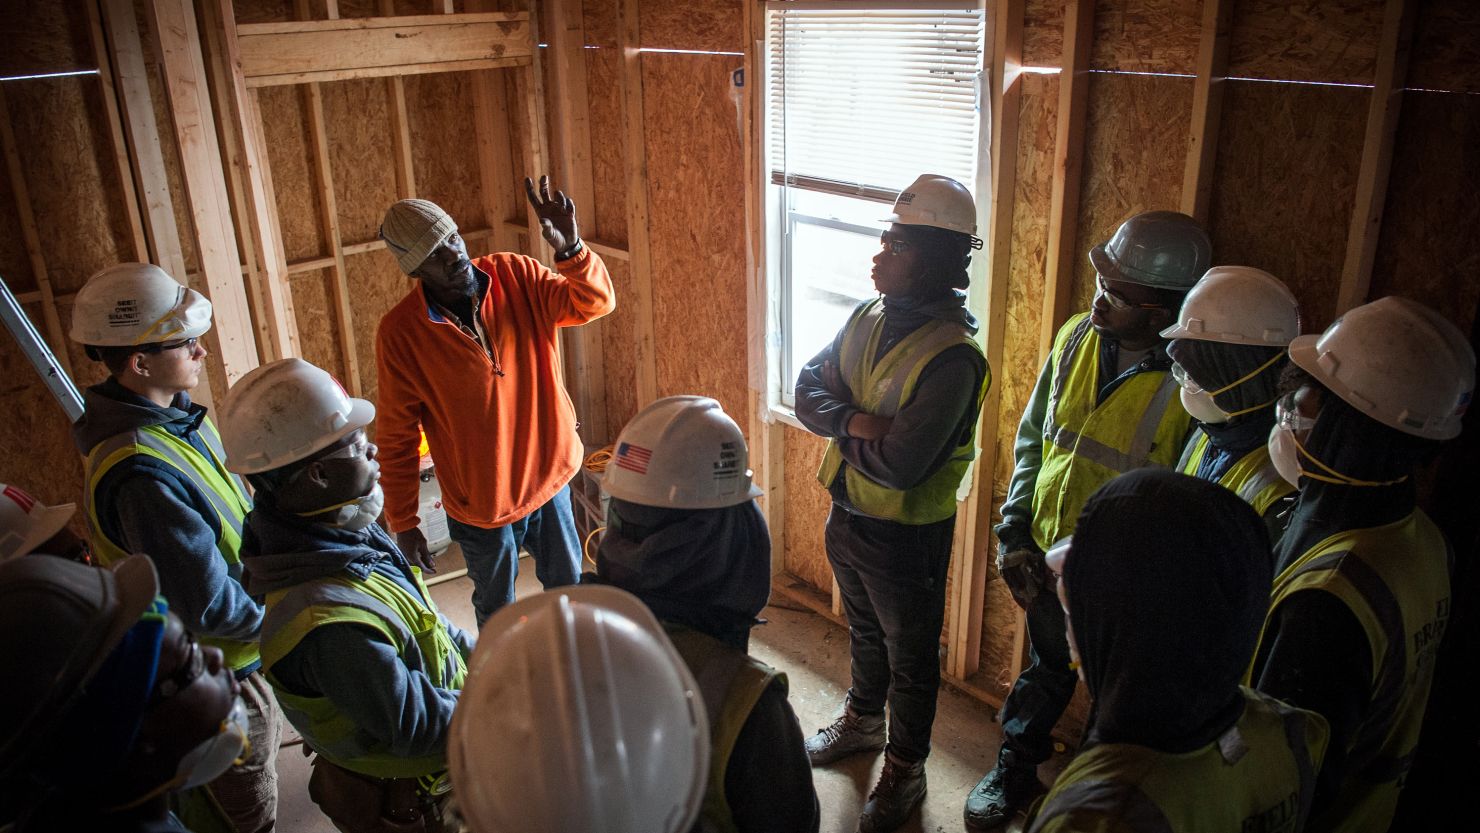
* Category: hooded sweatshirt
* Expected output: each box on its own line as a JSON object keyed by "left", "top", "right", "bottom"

{"left": 243, "top": 497, "right": 472, "bottom": 761}
{"left": 72, "top": 380, "right": 263, "bottom": 671}
{"left": 794, "top": 289, "right": 987, "bottom": 510}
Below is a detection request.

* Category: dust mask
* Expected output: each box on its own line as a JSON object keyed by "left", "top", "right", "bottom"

{"left": 1268, "top": 424, "right": 1303, "bottom": 487}
{"left": 1181, "top": 387, "right": 1232, "bottom": 424}
{"left": 298, "top": 482, "right": 384, "bottom": 531}
{"left": 176, "top": 696, "right": 251, "bottom": 789}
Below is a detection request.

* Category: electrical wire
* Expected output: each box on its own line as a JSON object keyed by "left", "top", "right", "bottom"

{"left": 582, "top": 525, "right": 606, "bottom": 569}
{"left": 584, "top": 445, "right": 614, "bottom": 473}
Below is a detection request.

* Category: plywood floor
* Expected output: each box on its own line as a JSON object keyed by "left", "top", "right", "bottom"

{"left": 272, "top": 549, "right": 1066, "bottom": 833}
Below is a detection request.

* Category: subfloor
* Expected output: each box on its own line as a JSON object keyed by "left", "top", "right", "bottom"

{"left": 273, "top": 548, "right": 1065, "bottom": 833}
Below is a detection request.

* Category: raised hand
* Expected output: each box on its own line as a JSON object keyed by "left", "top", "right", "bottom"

{"left": 523, "top": 174, "right": 580, "bottom": 255}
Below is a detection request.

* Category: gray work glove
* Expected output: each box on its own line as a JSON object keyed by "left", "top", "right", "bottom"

{"left": 997, "top": 546, "right": 1048, "bottom": 610}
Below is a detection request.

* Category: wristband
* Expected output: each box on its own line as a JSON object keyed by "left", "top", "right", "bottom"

{"left": 555, "top": 239, "right": 584, "bottom": 261}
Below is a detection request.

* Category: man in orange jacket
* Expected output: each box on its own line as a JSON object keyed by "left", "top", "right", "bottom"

{"left": 375, "top": 176, "right": 615, "bottom": 625}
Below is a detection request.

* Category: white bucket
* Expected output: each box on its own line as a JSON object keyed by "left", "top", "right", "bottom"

{"left": 418, "top": 455, "right": 452, "bottom": 554}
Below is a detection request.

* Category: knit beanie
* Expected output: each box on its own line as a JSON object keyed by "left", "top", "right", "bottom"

{"left": 380, "top": 199, "right": 457, "bottom": 274}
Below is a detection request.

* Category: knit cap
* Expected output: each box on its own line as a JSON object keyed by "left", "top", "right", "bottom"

{"left": 380, "top": 199, "right": 458, "bottom": 274}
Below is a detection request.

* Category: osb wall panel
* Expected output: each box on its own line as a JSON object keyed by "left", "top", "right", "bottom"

{"left": 1090, "top": 0, "right": 1201, "bottom": 75}
{"left": 1023, "top": 0, "right": 1064, "bottom": 68}
{"left": 1226, "top": 0, "right": 1383, "bottom": 85}
{"left": 346, "top": 252, "right": 413, "bottom": 403}
{"left": 1408, "top": 0, "right": 1480, "bottom": 95}
{"left": 234, "top": 0, "right": 294, "bottom": 24}
{"left": 289, "top": 268, "right": 349, "bottom": 382}
{"left": 0, "top": 153, "right": 29, "bottom": 291}
{"left": 782, "top": 426, "right": 833, "bottom": 592}
{"left": 322, "top": 78, "right": 398, "bottom": 244}
{"left": 1207, "top": 82, "right": 1366, "bottom": 331}
{"left": 1070, "top": 73, "right": 1191, "bottom": 310}
{"left": 1370, "top": 92, "right": 1480, "bottom": 339}
{"left": 406, "top": 73, "right": 486, "bottom": 231}
{"left": 0, "top": 304, "right": 87, "bottom": 521}
{"left": 599, "top": 257, "right": 639, "bottom": 432}
{"left": 583, "top": 0, "right": 629, "bottom": 244}
{"left": 6, "top": 78, "right": 134, "bottom": 295}
{"left": 644, "top": 55, "right": 749, "bottom": 427}
{"left": 257, "top": 86, "right": 323, "bottom": 262}
{"left": 641, "top": 0, "right": 743, "bottom": 53}
{"left": 0, "top": 0, "right": 92, "bottom": 77}
{"left": 978, "top": 72, "right": 1058, "bottom": 690}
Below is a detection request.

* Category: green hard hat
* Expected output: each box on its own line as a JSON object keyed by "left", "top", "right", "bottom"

{"left": 1089, "top": 211, "right": 1211, "bottom": 291}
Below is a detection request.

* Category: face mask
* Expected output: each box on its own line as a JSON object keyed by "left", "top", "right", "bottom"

{"left": 298, "top": 482, "right": 384, "bottom": 531}
{"left": 1181, "top": 387, "right": 1233, "bottom": 424}
{"left": 1268, "top": 423, "right": 1304, "bottom": 487}
{"left": 176, "top": 696, "right": 251, "bottom": 789}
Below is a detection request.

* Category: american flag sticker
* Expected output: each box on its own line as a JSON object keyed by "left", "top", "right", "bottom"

{"left": 3, "top": 485, "right": 35, "bottom": 513}
{"left": 616, "top": 442, "right": 653, "bottom": 475}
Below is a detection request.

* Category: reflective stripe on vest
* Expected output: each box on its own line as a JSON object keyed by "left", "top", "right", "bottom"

{"left": 83, "top": 419, "right": 258, "bottom": 671}
{"left": 1031, "top": 314, "right": 1191, "bottom": 549}
{"left": 1177, "top": 429, "right": 1295, "bottom": 517}
{"left": 1254, "top": 513, "right": 1450, "bottom": 833}
{"left": 665, "top": 625, "right": 782, "bottom": 833}
{"left": 261, "top": 567, "right": 467, "bottom": 779}
{"left": 1027, "top": 688, "right": 1327, "bottom": 833}
{"left": 816, "top": 298, "right": 987, "bottom": 524}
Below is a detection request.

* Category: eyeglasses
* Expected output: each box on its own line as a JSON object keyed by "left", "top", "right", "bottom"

{"left": 1275, "top": 392, "right": 1317, "bottom": 432}
{"left": 154, "top": 630, "right": 207, "bottom": 701}
{"left": 141, "top": 336, "right": 199, "bottom": 354}
{"left": 1096, "top": 275, "right": 1167, "bottom": 312}
{"left": 879, "top": 235, "right": 911, "bottom": 256}
{"left": 318, "top": 434, "right": 370, "bottom": 462}
{"left": 1170, "top": 362, "right": 1204, "bottom": 394}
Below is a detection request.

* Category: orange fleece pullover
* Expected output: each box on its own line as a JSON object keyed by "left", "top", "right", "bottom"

{"left": 375, "top": 248, "right": 614, "bottom": 532}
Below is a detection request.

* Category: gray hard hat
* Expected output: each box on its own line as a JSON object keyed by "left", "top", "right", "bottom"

{"left": 1089, "top": 211, "right": 1211, "bottom": 291}
{"left": 0, "top": 555, "right": 159, "bottom": 777}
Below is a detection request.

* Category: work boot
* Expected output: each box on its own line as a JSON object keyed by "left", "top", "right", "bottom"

{"left": 804, "top": 704, "right": 885, "bottom": 765}
{"left": 857, "top": 751, "right": 926, "bottom": 833}
{"left": 963, "top": 751, "right": 1043, "bottom": 830}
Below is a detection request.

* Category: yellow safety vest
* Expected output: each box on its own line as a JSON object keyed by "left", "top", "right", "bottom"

{"left": 83, "top": 419, "right": 258, "bottom": 672}
{"left": 665, "top": 625, "right": 784, "bottom": 833}
{"left": 260, "top": 567, "right": 468, "bottom": 780}
{"left": 1031, "top": 314, "right": 1191, "bottom": 550}
{"left": 1028, "top": 688, "right": 1328, "bottom": 833}
{"left": 1253, "top": 512, "right": 1450, "bottom": 833}
{"left": 1177, "top": 429, "right": 1295, "bottom": 517}
{"left": 817, "top": 298, "right": 988, "bottom": 524}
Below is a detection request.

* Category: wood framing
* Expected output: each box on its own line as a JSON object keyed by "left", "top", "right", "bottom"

{"left": 145, "top": 0, "right": 260, "bottom": 388}
{"left": 1337, "top": 0, "right": 1416, "bottom": 316}
{"left": 383, "top": 0, "right": 416, "bottom": 199}
{"left": 236, "top": 13, "right": 532, "bottom": 87}
{"left": 85, "top": 0, "right": 148, "bottom": 262}
{"left": 619, "top": 0, "right": 659, "bottom": 406}
{"left": 1181, "top": 0, "right": 1233, "bottom": 225}
{"left": 0, "top": 86, "right": 72, "bottom": 377}
{"left": 100, "top": 0, "right": 189, "bottom": 283}
{"left": 470, "top": 70, "right": 516, "bottom": 252}
{"left": 947, "top": 0, "right": 1024, "bottom": 682}
{"left": 1038, "top": 0, "right": 1095, "bottom": 362}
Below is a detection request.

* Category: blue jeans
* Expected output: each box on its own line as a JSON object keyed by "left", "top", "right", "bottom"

{"left": 996, "top": 589, "right": 1079, "bottom": 766}
{"left": 446, "top": 485, "right": 582, "bottom": 627}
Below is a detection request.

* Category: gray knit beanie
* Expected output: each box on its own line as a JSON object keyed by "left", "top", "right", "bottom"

{"left": 380, "top": 199, "right": 457, "bottom": 274}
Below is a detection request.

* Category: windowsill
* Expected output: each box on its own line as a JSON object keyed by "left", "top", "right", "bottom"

{"left": 767, "top": 403, "right": 808, "bottom": 432}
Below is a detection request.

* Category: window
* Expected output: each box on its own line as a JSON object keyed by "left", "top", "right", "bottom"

{"left": 764, "top": 3, "right": 987, "bottom": 406}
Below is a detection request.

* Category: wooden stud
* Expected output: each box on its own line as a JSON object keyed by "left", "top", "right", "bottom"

{"left": 1181, "top": 0, "right": 1233, "bottom": 225}
{"left": 382, "top": 0, "right": 417, "bottom": 199}
{"left": 144, "top": 0, "right": 260, "bottom": 389}
{"left": 618, "top": 0, "right": 659, "bottom": 406}
{"left": 100, "top": 0, "right": 189, "bottom": 283}
{"left": 295, "top": 0, "right": 360, "bottom": 394}
{"left": 0, "top": 86, "right": 73, "bottom": 378}
{"left": 947, "top": 0, "right": 1024, "bottom": 683}
{"left": 515, "top": 28, "right": 551, "bottom": 252}
{"left": 1337, "top": 0, "right": 1416, "bottom": 316}
{"left": 1038, "top": 0, "right": 1095, "bottom": 363}
{"left": 470, "top": 71, "right": 515, "bottom": 252}
{"left": 85, "top": 0, "right": 148, "bottom": 262}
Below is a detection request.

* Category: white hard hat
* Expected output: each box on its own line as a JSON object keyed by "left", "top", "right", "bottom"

{"left": 602, "top": 395, "right": 763, "bottom": 510}
{"left": 885, "top": 174, "right": 977, "bottom": 235}
{"left": 450, "top": 585, "right": 708, "bottom": 833}
{"left": 0, "top": 484, "right": 76, "bottom": 562}
{"left": 69, "top": 263, "right": 212, "bottom": 346}
{"left": 1160, "top": 266, "right": 1301, "bottom": 346}
{"left": 219, "top": 358, "right": 374, "bottom": 474}
{"left": 1289, "top": 296, "right": 1475, "bottom": 441}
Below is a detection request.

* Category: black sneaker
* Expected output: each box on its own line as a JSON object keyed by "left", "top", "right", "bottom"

{"left": 963, "top": 756, "right": 1043, "bottom": 830}
{"left": 804, "top": 707, "right": 885, "bottom": 765}
{"left": 857, "top": 753, "right": 926, "bottom": 833}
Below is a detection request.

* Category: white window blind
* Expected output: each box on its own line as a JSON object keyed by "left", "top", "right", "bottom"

{"left": 767, "top": 5, "right": 985, "bottom": 199}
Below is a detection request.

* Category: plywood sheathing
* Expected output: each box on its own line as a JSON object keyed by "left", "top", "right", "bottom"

{"left": 782, "top": 428, "right": 834, "bottom": 593}
{"left": 583, "top": 0, "right": 630, "bottom": 244}
{"left": 1070, "top": 73, "right": 1193, "bottom": 311}
{"left": 322, "top": 78, "right": 398, "bottom": 243}
{"left": 257, "top": 86, "right": 322, "bottom": 261}
{"left": 345, "top": 253, "right": 412, "bottom": 404}
{"left": 640, "top": 0, "right": 742, "bottom": 53}
{"left": 405, "top": 73, "right": 487, "bottom": 231}
{"left": 1370, "top": 92, "right": 1480, "bottom": 338}
{"left": 599, "top": 258, "right": 639, "bottom": 432}
{"left": 1226, "top": 0, "right": 1383, "bottom": 85}
{"left": 0, "top": 306, "right": 90, "bottom": 527}
{"left": 1023, "top": 0, "right": 1064, "bottom": 68}
{"left": 0, "top": 0, "right": 94, "bottom": 78}
{"left": 1207, "top": 82, "right": 1367, "bottom": 331}
{"left": 1407, "top": 0, "right": 1480, "bottom": 94}
{"left": 234, "top": 0, "right": 295, "bottom": 24}
{"left": 1090, "top": 0, "right": 1202, "bottom": 74}
{"left": 289, "top": 266, "right": 350, "bottom": 384}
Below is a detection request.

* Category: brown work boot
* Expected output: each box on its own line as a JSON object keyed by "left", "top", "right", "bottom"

{"left": 857, "top": 751, "right": 926, "bottom": 833}
{"left": 804, "top": 704, "right": 885, "bottom": 766}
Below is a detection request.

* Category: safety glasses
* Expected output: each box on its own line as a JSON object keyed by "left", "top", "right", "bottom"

{"left": 1275, "top": 392, "right": 1317, "bottom": 433}
{"left": 154, "top": 630, "right": 207, "bottom": 701}
{"left": 140, "top": 336, "right": 200, "bottom": 354}
{"left": 1170, "top": 362, "right": 1203, "bottom": 394}
{"left": 1096, "top": 274, "right": 1168, "bottom": 311}
{"left": 879, "top": 235, "right": 912, "bottom": 256}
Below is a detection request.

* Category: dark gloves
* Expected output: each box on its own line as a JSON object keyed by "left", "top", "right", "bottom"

{"left": 997, "top": 545, "right": 1048, "bottom": 610}
{"left": 523, "top": 174, "right": 581, "bottom": 255}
